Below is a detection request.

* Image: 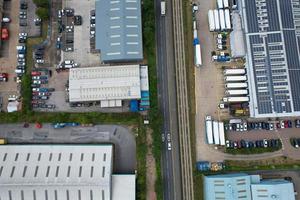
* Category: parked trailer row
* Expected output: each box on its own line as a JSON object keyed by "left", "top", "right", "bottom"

{"left": 208, "top": 9, "right": 231, "bottom": 32}
{"left": 224, "top": 75, "right": 247, "bottom": 82}
{"left": 217, "top": 0, "right": 229, "bottom": 9}
{"left": 205, "top": 116, "right": 225, "bottom": 146}
{"left": 223, "top": 96, "right": 249, "bottom": 103}
{"left": 223, "top": 68, "right": 246, "bottom": 75}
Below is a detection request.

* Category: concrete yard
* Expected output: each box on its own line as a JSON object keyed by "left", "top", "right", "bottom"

{"left": 62, "top": 0, "right": 101, "bottom": 67}
{"left": 0, "top": 124, "right": 136, "bottom": 173}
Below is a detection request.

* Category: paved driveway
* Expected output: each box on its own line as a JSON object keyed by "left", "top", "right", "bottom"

{"left": 0, "top": 124, "right": 136, "bottom": 173}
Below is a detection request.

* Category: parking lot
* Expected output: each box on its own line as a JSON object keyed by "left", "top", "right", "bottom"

{"left": 62, "top": 0, "right": 100, "bottom": 67}
{"left": 19, "top": 0, "right": 41, "bottom": 37}
{"left": 226, "top": 120, "right": 300, "bottom": 160}
{"left": 0, "top": 0, "right": 20, "bottom": 111}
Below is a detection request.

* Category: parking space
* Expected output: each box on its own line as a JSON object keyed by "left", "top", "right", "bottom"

{"left": 62, "top": 0, "right": 101, "bottom": 67}
{"left": 0, "top": 0, "right": 20, "bottom": 111}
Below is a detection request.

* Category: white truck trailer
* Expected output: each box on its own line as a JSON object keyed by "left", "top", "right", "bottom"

{"left": 223, "top": 0, "right": 229, "bottom": 8}
{"left": 213, "top": 121, "right": 220, "bottom": 145}
{"left": 208, "top": 10, "right": 215, "bottom": 32}
{"left": 225, "top": 82, "right": 248, "bottom": 89}
{"left": 224, "top": 76, "right": 247, "bottom": 82}
{"left": 219, "top": 122, "right": 225, "bottom": 146}
{"left": 214, "top": 9, "right": 220, "bottom": 31}
{"left": 223, "top": 68, "right": 246, "bottom": 75}
{"left": 217, "top": 0, "right": 223, "bottom": 9}
{"left": 225, "top": 89, "right": 248, "bottom": 96}
{"left": 225, "top": 9, "right": 231, "bottom": 30}
{"left": 223, "top": 96, "right": 249, "bottom": 103}
{"left": 161, "top": 1, "right": 166, "bottom": 16}
{"left": 219, "top": 9, "right": 226, "bottom": 31}
{"left": 205, "top": 116, "right": 214, "bottom": 144}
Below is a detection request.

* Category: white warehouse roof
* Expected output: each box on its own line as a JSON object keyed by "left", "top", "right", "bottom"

{"left": 0, "top": 145, "right": 136, "bottom": 200}
{"left": 69, "top": 65, "right": 141, "bottom": 102}
{"left": 140, "top": 65, "right": 149, "bottom": 91}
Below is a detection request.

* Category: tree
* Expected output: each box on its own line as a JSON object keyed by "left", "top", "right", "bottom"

{"left": 36, "top": 7, "right": 49, "bottom": 20}
{"left": 33, "top": 0, "right": 49, "bottom": 8}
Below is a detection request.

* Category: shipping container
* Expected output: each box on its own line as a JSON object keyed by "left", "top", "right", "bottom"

{"left": 208, "top": 10, "right": 215, "bottom": 32}
{"left": 219, "top": 122, "right": 225, "bottom": 146}
{"left": 224, "top": 75, "right": 247, "bottom": 82}
{"left": 223, "top": 68, "right": 246, "bottom": 75}
{"left": 225, "top": 9, "right": 231, "bottom": 30}
{"left": 213, "top": 121, "right": 220, "bottom": 145}
{"left": 225, "top": 82, "right": 248, "bottom": 88}
{"left": 217, "top": 0, "right": 223, "bottom": 9}
{"left": 214, "top": 9, "right": 220, "bottom": 31}
{"left": 223, "top": 0, "right": 229, "bottom": 8}
{"left": 225, "top": 89, "right": 248, "bottom": 96}
{"left": 205, "top": 116, "right": 214, "bottom": 144}
{"left": 223, "top": 96, "right": 249, "bottom": 102}
{"left": 219, "top": 9, "right": 226, "bottom": 31}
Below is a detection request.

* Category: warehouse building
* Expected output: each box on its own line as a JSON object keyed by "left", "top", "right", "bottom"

{"left": 0, "top": 145, "right": 136, "bottom": 200}
{"left": 95, "top": 0, "right": 143, "bottom": 63}
{"left": 204, "top": 173, "right": 296, "bottom": 200}
{"left": 68, "top": 65, "right": 149, "bottom": 109}
{"left": 241, "top": 0, "right": 300, "bottom": 118}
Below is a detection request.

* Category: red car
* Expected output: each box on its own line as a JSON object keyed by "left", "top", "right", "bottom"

{"left": 1, "top": 28, "right": 9, "bottom": 40}
{"left": 32, "top": 92, "right": 39, "bottom": 96}
{"left": 31, "top": 71, "right": 41, "bottom": 76}
{"left": 0, "top": 73, "right": 8, "bottom": 81}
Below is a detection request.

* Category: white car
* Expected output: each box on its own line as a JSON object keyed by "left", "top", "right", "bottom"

{"left": 32, "top": 88, "right": 40, "bottom": 92}
{"left": 263, "top": 139, "right": 268, "bottom": 148}
{"left": 226, "top": 140, "right": 230, "bottom": 148}
{"left": 269, "top": 123, "right": 274, "bottom": 131}
{"left": 167, "top": 133, "right": 171, "bottom": 141}
{"left": 280, "top": 120, "right": 285, "bottom": 129}
{"left": 33, "top": 80, "right": 41, "bottom": 84}
{"left": 17, "top": 54, "right": 25, "bottom": 59}
{"left": 2, "top": 17, "right": 10, "bottom": 23}
{"left": 243, "top": 122, "right": 247, "bottom": 131}
{"left": 19, "top": 32, "right": 27, "bottom": 37}
{"left": 64, "top": 60, "right": 74, "bottom": 65}
{"left": 90, "top": 30, "right": 95, "bottom": 35}
{"left": 32, "top": 76, "right": 40, "bottom": 80}
{"left": 161, "top": 134, "right": 165, "bottom": 142}
{"left": 90, "top": 23, "right": 95, "bottom": 27}
{"left": 167, "top": 142, "right": 172, "bottom": 151}
{"left": 36, "top": 59, "right": 44, "bottom": 64}
{"left": 65, "top": 47, "right": 73, "bottom": 52}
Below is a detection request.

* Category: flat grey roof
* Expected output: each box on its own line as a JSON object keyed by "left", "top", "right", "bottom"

{"left": 241, "top": 0, "right": 300, "bottom": 118}
{"left": 0, "top": 145, "right": 113, "bottom": 200}
{"left": 95, "top": 0, "right": 143, "bottom": 62}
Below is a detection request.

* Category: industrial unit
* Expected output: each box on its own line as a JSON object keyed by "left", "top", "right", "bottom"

{"left": 95, "top": 0, "right": 143, "bottom": 62}
{"left": 0, "top": 145, "right": 136, "bottom": 200}
{"left": 68, "top": 65, "right": 149, "bottom": 109}
{"left": 241, "top": 0, "right": 300, "bottom": 118}
{"left": 204, "top": 173, "right": 296, "bottom": 200}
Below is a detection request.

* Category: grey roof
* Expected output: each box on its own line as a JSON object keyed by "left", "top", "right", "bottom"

{"left": 0, "top": 145, "right": 136, "bottom": 200}
{"left": 242, "top": 0, "right": 300, "bottom": 118}
{"left": 95, "top": 0, "right": 143, "bottom": 62}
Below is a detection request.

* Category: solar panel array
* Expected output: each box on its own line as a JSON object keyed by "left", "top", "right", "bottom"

{"left": 243, "top": 0, "right": 300, "bottom": 117}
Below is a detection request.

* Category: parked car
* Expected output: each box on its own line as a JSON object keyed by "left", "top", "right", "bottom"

{"left": 74, "top": 15, "right": 82, "bottom": 25}
{"left": 31, "top": 71, "right": 41, "bottom": 76}
{"left": 34, "top": 18, "right": 41, "bottom": 26}
{"left": 65, "top": 8, "right": 74, "bottom": 16}
{"left": 36, "top": 59, "right": 44, "bottom": 64}
{"left": 1, "top": 28, "right": 9, "bottom": 40}
{"left": 263, "top": 139, "right": 268, "bottom": 148}
{"left": 295, "top": 119, "right": 300, "bottom": 128}
{"left": 2, "top": 17, "right": 10, "bottom": 23}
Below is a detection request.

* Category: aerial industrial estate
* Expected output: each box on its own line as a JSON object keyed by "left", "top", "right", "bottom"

{"left": 0, "top": 0, "right": 300, "bottom": 199}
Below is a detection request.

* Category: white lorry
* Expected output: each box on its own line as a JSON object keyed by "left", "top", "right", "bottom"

{"left": 205, "top": 116, "right": 214, "bottom": 144}
{"left": 219, "top": 122, "right": 225, "bottom": 146}
{"left": 225, "top": 82, "right": 248, "bottom": 89}
{"left": 223, "top": 68, "right": 246, "bottom": 75}
{"left": 224, "top": 76, "right": 247, "bottom": 82}
{"left": 213, "top": 121, "right": 220, "bottom": 145}
{"left": 208, "top": 10, "right": 215, "bottom": 32}
{"left": 161, "top": 1, "right": 166, "bottom": 16}
{"left": 225, "top": 89, "right": 248, "bottom": 96}
{"left": 223, "top": 96, "right": 249, "bottom": 103}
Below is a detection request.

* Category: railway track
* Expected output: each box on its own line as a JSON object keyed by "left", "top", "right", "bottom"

{"left": 171, "top": 0, "right": 194, "bottom": 199}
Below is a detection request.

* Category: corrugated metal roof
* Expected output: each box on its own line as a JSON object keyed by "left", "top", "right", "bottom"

{"left": 95, "top": 0, "right": 143, "bottom": 62}
{"left": 68, "top": 65, "right": 141, "bottom": 102}
{"left": 0, "top": 145, "right": 113, "bottom": 200}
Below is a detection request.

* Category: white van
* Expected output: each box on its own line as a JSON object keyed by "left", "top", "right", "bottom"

{"left": 15, "top": 69, "right": 25, "bottom": 74}
{"left": 2, "top": 17, "right": 10, "bottom": 23}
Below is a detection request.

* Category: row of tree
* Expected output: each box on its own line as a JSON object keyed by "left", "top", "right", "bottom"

{"left": 33, "top": 0, "right": 49, "bottom": 20}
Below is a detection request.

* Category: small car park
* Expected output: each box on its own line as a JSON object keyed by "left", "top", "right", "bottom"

{"left": 226, "top": 139, "right": 280, "bottom": 149}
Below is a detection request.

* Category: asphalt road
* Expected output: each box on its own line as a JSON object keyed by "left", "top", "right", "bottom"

{"left": 155, "top": 0, "right": 182, "bottom": 199}
{"left": 0, "top": 124, "right": 136, "bottom": 173}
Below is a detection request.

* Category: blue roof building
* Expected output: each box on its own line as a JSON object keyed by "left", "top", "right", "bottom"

{"left": 204, "top": 174, "right": 296, "bottom": 200}
{"left": 95, "top": 0, "right": 143, "bottom": 63}
{"left": 251, "top": 180, "right": 295, "bottom": 200}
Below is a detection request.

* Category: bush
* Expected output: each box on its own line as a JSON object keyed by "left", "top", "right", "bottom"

{"left": 36, "top": 7, "right": 49, "bottom": 20}
{"left": 33, "top": 0, "right": 49, "bottom": 8}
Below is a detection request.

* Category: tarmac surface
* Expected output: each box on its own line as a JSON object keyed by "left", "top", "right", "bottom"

{"left": 0, "top": 124, "right": 136, "bottom": 173}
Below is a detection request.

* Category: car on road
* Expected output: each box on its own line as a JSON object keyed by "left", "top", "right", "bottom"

{"left": 167, "top": 142, "right": 172, "bottom": 150}
{"left": 161, "top": 134, "right": 165, "bottom": 142}
{"left": 167, "top": 133, "right": 171, "bottom": 141}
